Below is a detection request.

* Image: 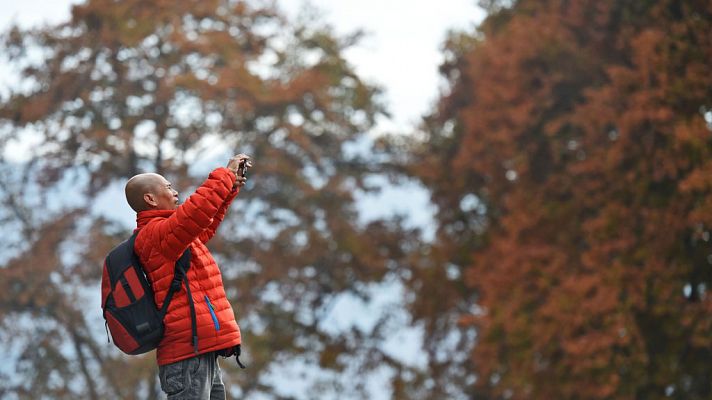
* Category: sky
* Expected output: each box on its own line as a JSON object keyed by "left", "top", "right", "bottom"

{"left": 0, "top": 0, "right": 484, "bottom": 133}
{"left": 279, "top": 0, "right": 484, "bottom": 132}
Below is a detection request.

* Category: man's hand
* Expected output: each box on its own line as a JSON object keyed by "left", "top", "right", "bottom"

{"left": 226, "top": 154, "right": 252, "bottom": 188}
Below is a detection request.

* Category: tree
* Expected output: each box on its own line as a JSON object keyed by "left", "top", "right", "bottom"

{"left": 0, "top": 1, "right": 417, "bottom": 398}
{"left": 400, "top": 0, "right": 712, "bottom": 398}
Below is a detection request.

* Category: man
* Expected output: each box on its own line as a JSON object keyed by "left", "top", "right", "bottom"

{"left": 124, "top": 154, "right": 252, "bottom": 400}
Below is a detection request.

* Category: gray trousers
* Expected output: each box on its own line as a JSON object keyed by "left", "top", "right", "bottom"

{"left": 159, "top": 352, "right": 225, "bottom": 400}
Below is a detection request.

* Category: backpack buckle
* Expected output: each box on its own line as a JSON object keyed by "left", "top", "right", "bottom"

{"left": 170, "top": 275, "right": 183, "bottom": 292}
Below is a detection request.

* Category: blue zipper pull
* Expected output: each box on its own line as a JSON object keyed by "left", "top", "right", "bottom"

{"left": 205, "top": 295, "right": 220, "bottom": 331}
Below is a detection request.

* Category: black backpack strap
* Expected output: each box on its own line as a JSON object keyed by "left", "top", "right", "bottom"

{"left": 235, "top": 344, "right": 246, "bottom": 369}
{"left": 176, "top": 255, "right": 199, "bottom": 354}
{"left": 158, "top": 249, "right": 191, "bottom": 318}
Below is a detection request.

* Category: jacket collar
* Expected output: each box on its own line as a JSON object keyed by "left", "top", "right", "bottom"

{"left": 136, "top": 209, "right": 175, "bottom": 229}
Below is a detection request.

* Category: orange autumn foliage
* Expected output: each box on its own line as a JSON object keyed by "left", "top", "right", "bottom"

{"left": 405, "top": 0, "right": 712, "bottom": 398}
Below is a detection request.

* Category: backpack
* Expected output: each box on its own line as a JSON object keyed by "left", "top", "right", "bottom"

{"left": 101, "top": 232, "right": 197, "bottom": 355}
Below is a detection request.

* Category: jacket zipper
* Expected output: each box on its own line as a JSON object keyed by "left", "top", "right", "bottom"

{"left": 205, "top": 295, "right": 220, "bottom": 331}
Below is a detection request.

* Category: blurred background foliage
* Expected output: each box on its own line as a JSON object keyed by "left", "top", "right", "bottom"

{"left": 0, "top": 0, "right": 711, "bottom": 399}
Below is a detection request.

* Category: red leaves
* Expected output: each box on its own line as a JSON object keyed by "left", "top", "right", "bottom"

{"left": 408, "top": 0, "right": 712, "bottom": 398}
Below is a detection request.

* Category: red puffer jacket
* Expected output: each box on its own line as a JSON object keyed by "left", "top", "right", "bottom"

{"left": 133, "top": 167, "right": 242, "bottom": 366}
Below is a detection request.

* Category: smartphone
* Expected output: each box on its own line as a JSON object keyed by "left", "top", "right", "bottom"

{"left": 238, "top": 160, "right": 248, "bottom": 178}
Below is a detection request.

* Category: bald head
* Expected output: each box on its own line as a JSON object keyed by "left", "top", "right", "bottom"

{"left": 125, "top": 173, "right": 179, "bottom": 212}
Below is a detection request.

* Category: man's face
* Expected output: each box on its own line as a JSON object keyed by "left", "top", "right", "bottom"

{"left": 151, "top": 176, "right": 179, "bottom": 210}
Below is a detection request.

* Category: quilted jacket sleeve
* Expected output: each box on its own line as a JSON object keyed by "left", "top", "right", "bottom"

{"left": 150, "top": 167, "right": 237, "bottom": 260}
{"left": 198, "top": 185, "right": 240, "bottom": 244}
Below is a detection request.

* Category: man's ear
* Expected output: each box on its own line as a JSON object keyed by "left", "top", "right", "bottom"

{"left": 143, "top": 193, "right": 157, "bottom": 208}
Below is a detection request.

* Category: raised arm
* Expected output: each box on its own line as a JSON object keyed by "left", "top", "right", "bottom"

{"left": 198, "top": 186, "right": 239, "bottom": 243}
{"left": 148, "top": 167, "right": 237, "bottom": 260}
{"left": 199, "top": 154, "right": 251, "bottom": 243}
